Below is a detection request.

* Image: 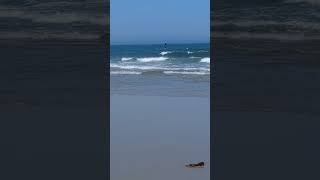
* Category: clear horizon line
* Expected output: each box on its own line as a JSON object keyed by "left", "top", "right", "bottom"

{"left": 111, "top": 41, "right": 210, "bottom": 45}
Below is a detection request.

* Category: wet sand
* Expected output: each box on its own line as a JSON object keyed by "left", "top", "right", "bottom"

{"left": 111, "top": 95, "right": 210, "bottom": 180}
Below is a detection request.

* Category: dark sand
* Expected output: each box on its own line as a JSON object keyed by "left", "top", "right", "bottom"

{"left": 111, "top": 95, "right": 210, "bottom": 180}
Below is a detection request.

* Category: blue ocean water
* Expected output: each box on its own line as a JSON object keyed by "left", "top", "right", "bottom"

{"left": 110, "top": 43, "right": 210, "bottom": 97}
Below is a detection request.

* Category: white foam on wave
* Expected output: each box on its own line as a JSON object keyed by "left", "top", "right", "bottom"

{"left": 190, "top": 56, "right": 202, "bottom": 59}
{"left": 111, "top": 64, "right": 209, "bottom": 71}
{"left": 163, "top": 71, "right": 209, "bottom": 75}
{"left": 187, "top": 51, "right": 194, "bottom": 54}
{"left": 200, "top": 57, "right": 210, "bottom": 63}
{"left": 121, "top": 57, "right": 134, "bottom": 61}
{"left": 160, "top": 51, "right": 172, "bottom": 56}
{"left": 111, "top": 71, "right": 141, "bottom": 75}
{"left": 137, "top": 57, "right": 169, "bottom": 62}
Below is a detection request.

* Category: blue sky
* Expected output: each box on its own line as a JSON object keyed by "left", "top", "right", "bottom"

{"left": 111, "top": 0, "right": 210, "bottom": 44}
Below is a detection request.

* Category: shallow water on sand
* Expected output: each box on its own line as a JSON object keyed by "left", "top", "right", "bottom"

{"left": 110, "top": 43, "right": 210, "bottom": 97}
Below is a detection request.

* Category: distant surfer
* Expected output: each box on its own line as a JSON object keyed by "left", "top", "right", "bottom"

{"left": 164, "top": 43, "right": 167, "bottom": 49}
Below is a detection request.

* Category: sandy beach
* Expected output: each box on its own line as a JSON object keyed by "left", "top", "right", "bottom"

{"left": 111, "top": 95, "right": 210, "bottom": 180}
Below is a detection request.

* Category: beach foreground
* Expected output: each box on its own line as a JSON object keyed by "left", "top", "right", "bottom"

{"left": 111, "top": 95, "right": 210, "bottom": 180}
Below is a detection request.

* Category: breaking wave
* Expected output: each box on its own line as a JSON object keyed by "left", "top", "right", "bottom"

{"left": 187, "top": 51, "right": 194, "bottom": 54}
{"left": 111, "top": 71, "right": 142, "bottom": 75}
{"left": 200, "top": 57, "right": 210, "bottom": 63}
{"left": 160, "top": 51, "right": 172, "bottom": 56}
{"left": 121, "top": 57, "right": 134, "bottom": 61}
{"left": 163, "top": 71, "right": 209, "bottom": 75}
{"left": 137, "top": 57, "right": 169, "bottom": 62}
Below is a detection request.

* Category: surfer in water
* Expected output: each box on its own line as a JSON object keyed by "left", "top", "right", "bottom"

{"left": 164, "top": 43, "right": 167, "bottom": 49}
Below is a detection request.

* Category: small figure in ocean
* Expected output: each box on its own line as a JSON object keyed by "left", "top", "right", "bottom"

{"left": 164, "top": 43, "right": 167, "bottom": 49}
{"left": 185, "top": 161, "right": 205, "bottom": 168}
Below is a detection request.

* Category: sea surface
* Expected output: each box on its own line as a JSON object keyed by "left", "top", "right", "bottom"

{"left": 110, "top": 43, "right": 210, "bottom": 97}
{"left": 110, "top": 44, "right": 210, "bottom": 179}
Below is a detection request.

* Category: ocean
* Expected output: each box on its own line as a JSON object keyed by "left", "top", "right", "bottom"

{"left": 110, "top": 43, "right": 210, "bottom": 97}
{"left": 110, "top": 44, "right": 210, "bottom": 179}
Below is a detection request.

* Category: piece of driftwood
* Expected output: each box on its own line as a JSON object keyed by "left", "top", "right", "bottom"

{"left": 185, "top": 161, "right": 205, "bottom": 168}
